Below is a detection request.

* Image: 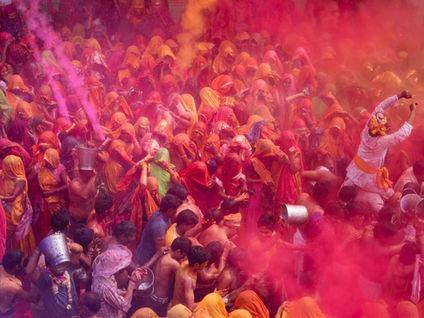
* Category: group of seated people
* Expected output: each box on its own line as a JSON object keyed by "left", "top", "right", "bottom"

{"left": 1, "top": 0, "right": 424, "bottom": 317}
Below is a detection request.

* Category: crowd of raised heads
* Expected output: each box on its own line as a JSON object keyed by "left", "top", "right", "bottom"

{"left": 2, "top": 0, "right": 424, "bottom": 317}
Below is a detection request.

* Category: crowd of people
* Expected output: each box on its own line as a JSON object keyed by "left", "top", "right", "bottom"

{"left": 1, "top": 0, "right": 424, "bottom": 317}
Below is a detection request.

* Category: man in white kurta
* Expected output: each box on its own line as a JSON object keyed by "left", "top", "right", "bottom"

{"left": 344, "top": 91, "right": 416, "bottom": 211}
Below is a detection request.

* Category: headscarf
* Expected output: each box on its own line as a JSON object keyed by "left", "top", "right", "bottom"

{"left": 0, "top": 90, "right": 13, "bottom": 125}
{"left": 0, "top": 139, "right": 31, "bottom": 169}
{"left": 251, "top": 139, "right": 277, "bottom": 184}
{"left": 211, "top": 75, "right": 234, "bottom": 96}
{"left": 253, "top": 63, "right": 279, "bottom": 87}
{"left": 318, "top": 117, "right": 347, "bottom": 161}
{"left": 239, "top": 115, "right": 265, "bottom": 135}
{"left": 32, "top": 131, "right": 59, "bottom": 163}
{"left": 396, "top": 301, "right": 419, "bottom": 318}
{"left": 262, "top": 50, "right": 283, "bottom": 74}
{"left": 297, "top": 65, "right": 317, "bottom": 90}
{"left": 92, "top": 245, "right": 131, "bottom": 278}
{"left": 234, "top": 290, "right": 269, "bottom": 318}
{"left": 85, "top": 38, "right": 102, "bottom": 53}
{"left": 71, "top": 23, "right": 85, "bottom": 38}
{"left": 2, "top": 155, "right": 26, "bottom": 184}
{"left": 212, "top": 41, "right": 236, "bottom": 74}
{"left": 104, "top": 91, "right": 133, "bottom": 118}
{"left": 85, "top": 75, "right": 105, "bottom": 110}
{"left": 178, "top": 94, "right": 198, "bottom": 129}
{"left": 167, "top": 304, "right": 192, "bottom": 318}
{"left": 212, "top": 106, "right": 239, "bottom": 129}
{"left": 199, "top": 87, "right": 220, "bottom": 112}
{"left": 15, "top": 101, "right": 32, "bottom": 121}
{"left": 173, "top": 133, "right": 196, "bottom": 160}
{"left": 229, "top": 309, "right": 253, "bottom": 318}
{"left": 158, "top": 44, "right": 176, "bottom": 61}
{"left": 150, "top": 148, "right": 174, "bottom": 198}
{"left": 276, "top": 297, "right": 326, "bottom": 318}
{"left": 146, "top": 35, "right": 164, "bottom": 56}
{"left": 195, "top": 293, "right": 228, "bottom": 318}
{"left": 131, "top": 307, "right": 159, "bottom": 318}
{"left": 215, "top": 152, "right": 244, "bottom": 196}
{"left": 180, "top": 161, "right": 211, "bottom": 212}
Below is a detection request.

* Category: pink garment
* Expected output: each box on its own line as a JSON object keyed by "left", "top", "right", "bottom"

{"left": 0, "top": 200, "right": 6, "bottom": 260}
{"left": 15, "top": 195, "right": 33, "bottom": 241}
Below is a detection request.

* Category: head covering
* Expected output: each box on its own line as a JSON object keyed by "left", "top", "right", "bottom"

{"left": 195, "top": 293, "right": 228, "bottom": 318}
{"left": 2, "top": 155, "right": 26, "bottom": 182}
{"left": 7, "top": 75, "right": 29, "bottom": 92}
{"left": 396, "top": 301, "right": 419, "bottom": 318}
{"left": 146, "top": 35, "right": 164, "bottom": 56}
{"left": 43, "top": 148, "right": 60, "bottom": 170}
{"left": 211, "top": 75, "right": 234, "bottom": 96}
{"left": 276, "top": 297, "right": 326, "bottom": 318}
{"left": 167, "top": 304, "right": 193, "bottom": 318}
{"left": 16, "top": 101, "right": 32, "bottom": 120}
{"left": 212, "top": 106, "right": 239, "bottom": 129}
{"left": 85, "top": 38, "right": 102, "bottom": 53}
{"left": 229, "top": 309, "right": 253, "bottom": 318}
{"left": 235, "top": 290, "right": 269, "bottom": 318}
{"left": 158, "top": 44, "right": 176, "bottom": 61}
{"left": 150, "top": 148, "right": 174, "bottom": 199}
{"left": 253, "top": 139, "right": 278, "bottom": 158}
{"left": 131, "top": 307, "right": 159, "bottom": 318}
{"left": 92, "top": 245, "right": 131, "bottom": 278}
{"left": 199, "top": 87, "right": 220, "bottom": 110}
{"left": 178, "top": 94, "right": 198, "bottom": 128}
{"left": 368, "top": 112, "right": 388, "bottom": 136}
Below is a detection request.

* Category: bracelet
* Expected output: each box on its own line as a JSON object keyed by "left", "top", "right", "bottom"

{"left": 142, "top": 164, "right": 148, "bottom": 169}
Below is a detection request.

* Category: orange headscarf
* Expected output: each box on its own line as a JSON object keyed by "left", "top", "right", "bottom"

{"left": 105, "top": 92, "right": 133, "bottom": 118}
{"left": 6, "top": 75, "right": 30, "bottom": 115}
{"left": 235, "top": 290, "right": 269, "bottom": 318}
{"left": 124, "top": 45, "right": 142, "bottom": 71}
{"left": 178, "top": 94, "right": 198, "bottom": 130}
{"left": 211, "top": 75, "right": 234, "bottom": 96}
{"left": 85, "top": 38, "right": 102, "bottom": 53}
{"left": 195, "top": 293, "right": 228, "bottom": 318}
{"left": 199, "top": 87, "right": 220, "bottom": 113}
{"left": 212, "top": 41, "right": 236, "bottom": 74}
{"left": 146, "top": 35, "right": 164, "bottom": 56}
{"left": 85, "top": 75, "right": 105, "bottom": 110}
{"left": 276, "top": 297, "right": 326, "bottom": 318}
{"left": 32, "top": 131, "right": 59, "bottom": 164}
{"left": 16, "top": 100, "right": 33, "bottom": 121}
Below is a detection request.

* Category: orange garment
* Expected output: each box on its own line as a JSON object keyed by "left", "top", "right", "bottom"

{"left": 239, "top": 115, "right": 265, "bottom": 134}
{"left": 178, "top": 94, "right": 198, "bottom": 130}
{"left": 146, "top": 35, "right": 164, "bottom": 56}
{"left": 235, "top": 290, "right": 269, "bottom": 318}
{"left": 353, "top": 155, "right": 393, "bottom": 192}
{"left": 124, "top": 45, "right": 142, "bottom": 71}
{"left": 195, "top": 293, "right": 228, "bottom": 318}
{"left": 318, "top": 117, "right": 349, "bottom": 161}
{"left": 158, "top": 44, "right": 176, "bottom": 61}
{"left": 30, "top": 85, "right": 55, "bottom": 119}
{"left": 0, "top": 155, "right": 35, "bottom": 257}
{"left": 85, "top": 75, "right": 105, "bottom": 111}
{"left": 105, "top": 112, "right": 128, "bottom": 139}
{"left": 15, "top": 100, "right": 32, "bottom": 121}
{"left": 212, "top": 41, "right": 236, "bottom": 74}
{"left": 211, "top": 75, "right": 234, "bottom": 96}
{"left": 140, "top": 52, "right": 157, "bottom": 72}
{"left": 5, "top": 75, "right": 29, "bottom": 117}
{"left": 102, "top": 139, "right": 127, "bottom": 194}
{"left": 32, "top": 131, "right": 59, "bottom": 164}
{"left": 85, "top": 38, "right": 102, "bottom": 53}
{"left": 199, "top": 87, "right": 220, "bottom": 114}
{"left": 396, "top": 301, "right": 419, "bottom": 318}
{"left": 62, "top": 41, "right": 75, "bottom": 60}
{"left": 104, "top": 92, "right": 133, "bottom": 119}
{"left": 253, "top": 63, "right": 279, "bottom": 87}
{"left": 276, "top": 297, "right": 326, "bottom": 318}
{"left": 251, "top": 139, "right": 279, "bottom": 184}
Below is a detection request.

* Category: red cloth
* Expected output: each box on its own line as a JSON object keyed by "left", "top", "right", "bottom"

{"left": 215, "top": 152, "right": 244, "bottom": 196}
{"left": 276, "top": 130, "right": 304, "bottom": 204}
{"left": 180, "top": 161, "right": 212, "bottom": 213}
{"left": 0, "top": 199, "right": 5, "bottom": 260}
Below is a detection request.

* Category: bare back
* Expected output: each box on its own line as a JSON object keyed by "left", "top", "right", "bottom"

{"left": 68, "top": 177, "right": 96, "bottom": 220}
{"left": 153, "top": 253, "right": 179, "bottom": 298}
{"left": 169, "top": 261, "right": 196, "bottom": 310}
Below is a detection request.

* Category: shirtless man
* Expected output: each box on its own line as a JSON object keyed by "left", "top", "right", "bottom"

{"left": 168, "top": 246, "right": 210, "bottom": 311}
{"left": 198, "top": 209, "right": 231, "bottom": 246}
{"left": 0, "top": 250, "right": 39, "bottom": 318}
{"left": 143, "top": 237, "right": 192, "bottom": 316}
{"left": 68, "top": 168, "right": 97, "bottom": 238}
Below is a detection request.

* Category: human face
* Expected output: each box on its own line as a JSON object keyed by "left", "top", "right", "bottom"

{"left": 194, "top": 261, "right": 208, "bottom": 271}
{"left": 257, "top": 225, "right": 274, "bottom": 241}
{"left": 115, "top": 268, "right": 129, "bottom": 289}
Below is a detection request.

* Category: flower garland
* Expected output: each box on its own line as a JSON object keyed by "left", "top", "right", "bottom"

{"left": 48, "top": 269, "right": 73, "bottom": 310}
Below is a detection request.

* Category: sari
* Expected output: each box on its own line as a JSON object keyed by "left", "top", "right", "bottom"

{"left": 229, "top": 310, "right": 252, "bottom": 318}
{"left": 5, "top": 75, "right": 29, "bottom": 117}
{"left": 37, "top": 148, "right": 66, "bottom": 237}
{"left": 32, "top": 131, "right": 59, "bottom": 164}
{"left": 235, "top": 290, "right": 269, "bottom": 318}
{"left": 276, "top": 297, "right": 326, "bottom": 318}
{"left": 146, "top": 35, "right": 164, "bottom": 56}
{"left": 212, "top": 41, "right": 236, "bottom": 74}
{"left": 212, "top": 106, "right": 239, "bottom": 130}
{"left": 0, "top": 139, "right": 31, "bottom": 169}
{"left": 276, "top": 131, "right": 303, "bottom": 205}
{"left": 85, "top": 75, "right": 105, "bottom": 111}
{"left": 0, "top": 155, "right": 35, "bottom": 257}
{"left": 102, "top": 139, "right": 127, "bottom": 194}
{"left": 171, "top": 133, "right": 197, "bottom": 172}
{"left": 178, "top": 94, "right": 198, "bottom": 131}
{"left": 104, "top": 92, "right": 133, "bottom": 119}
{"left": 124, "top": 45, "right": 142, "bottom": 72}
{"left": 180, "top": 161, "right": 212, "bottom": 213}
{"left": 198, "top": 87, "right": 220, "bottom": 113}
{"left": 211, "top": 75, "right": 234, "bottom": 97}
{"left": 0, "top": 89, "right": 13, "bottom": 124}
{"left": 150, "top": 148, "right": 174, "bottom": 199}
{"left": 106, "top": 112, "right": 128, "bottom": 139}
{"left": 317, "top": 117, "right": 351, "bottom": 161}
{"left": 239, "top": 115, "right": 265, "bottom": 135}
{"left": 85, "top": 38, "right": 102, "bottom": 53}
{"left": 215, "top": 152, "right": 245, "bottom": 196}
{"left": 30, "top": 85, "right": 55, "bottom": 119}
{"left": 246, "top": 80, "right": 275, "bottom": 126}
{"left": 131, "top": 307, "right": 158, "bottom": 318}
{"left": 194, "top": 293, "right": 228, "bottom": 318}
{"left": 167, "top": 304, "right": 192, "bottom": 318}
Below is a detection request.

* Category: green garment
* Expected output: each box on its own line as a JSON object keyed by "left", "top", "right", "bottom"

{"left": 150, "top": 148, "right": 175, "bottom": 199}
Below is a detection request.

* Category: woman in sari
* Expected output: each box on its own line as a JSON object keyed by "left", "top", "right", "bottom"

{"left": 104, "top": 92, "right": 133, "bottom": 121}
{"left": 234, "top": 290, "right": 269, "bottom": 318}
{"left": 32, "top": 131, "right": 59, "bottom": 164}
{"left": 212, "top": 106, "right": 239, "bottom": 131}
{"left": 168, "top": 304, "right": 192, "bottom": 318}
{"left": 275, "top": 297, "right": 326, "bottom": 318}
{"left": 246, "top": 79, "right": 276, "bottom": 129}
{"left": 5, "top": 74, "right": 31, "bottom": 118}
{"left": 171, "top": 133, "right": 197, "bottom": 172}
{"left": 0, "top": 155, "right": 35, "bottom": 256}
{"left": 215, "top": 152, "right": 247, "bottom": 200}
{"left": 171, "top": 94, "right": 198, "bottom": 134}
{"left": 85, "top": 75, "right": 105, "bottom": 113}
{"left": 276, "top": 130, "right": 303, "bottom": 207}
{"left": 194, "top": 293, "right": 228, "bottom": 318}
{"left": 317, "top": 116, "right": 353, "bottom": 162}
{"left": 105, "top": 111, "right": 128, "bottom": 139}
{"left": 36, "top": 148, "right": 67, "bottom": 238}
{"left": 150, "top": 147, "right": 179, "bottom": 199}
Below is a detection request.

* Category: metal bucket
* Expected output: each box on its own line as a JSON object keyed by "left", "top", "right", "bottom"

{"left": 416, "top": 199, "right": 424, "bottom": 221}
{"left": 78, "top": 146, "right": 97, "bottom": 170}
{"left": 39, "top": 232, "right": 71, "bottom": 272}
{"left": 400, "top": 194, "right": 421, "bottom": 213}
{"left": 136, "top": 267, "right": 155, "bottom": 296}
{"left": 280, "top": 204, "right": 308, "bottom": 224}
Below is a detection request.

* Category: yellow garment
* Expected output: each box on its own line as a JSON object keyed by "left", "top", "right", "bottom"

{"left": 102, "top": 140, "right": 127, "bottom": 194}
{"left": 124, "top": 45, "right": 142, "bottom": 71}
{"left": 16, "top": 100, "right": 33, "bottom": 120}
{"left": 131, "top": 307, "right": 158, "bottom": 318}
{"left": 253, "top": 63, "right": 279, "bottom": 87}
{"left": 71, "top": 35, "right": 85, "bottom": 48}
{"left": 396, "top": 301, "right": 419, "bottom": 318}
{"left": 212, "top": 41, "right": 236, "bottom": 74}
{"left": 230, "top": 309, "right": 253, "bottom": 318}
{"left": 199, "top": 87, "right": 220, "bottom": 112}
{"left": 277, "top": 297, "right": 326, "bottom": 318}
{"left": 38, "top": 149, "right": 65, "bottom": 213}
{"left": 165, "top": 223, "right": 178, "bottom": 248}
{"left": 238, "top": 115, "right": 265, "bottom": 135}
{"left": 0, "top": 155, "right": 34, "bottom": 256}
{"left": 178, "top": 94, "right": 198, "bottom": 129}
{"left": 158, "top": 44, "right": 176, "bottom": 61}
{"left": 353, "top": 155, "right": 393, "bottom": 191}
{"left": 105, "top": 92, "right": 133, "bottom": 118}
{"left": 168, "top": 304, "right": 192, "bottom": 318}
{"left": 195, "top": 293, "right": 228, "bottom": 318}
{"left": 318, "top": 117, "right": 347, "bottom": 161}
{"left": 85, "top": 38, "right": 102, "bottom": 53}
{"left": 146, "top": 35, "right": 164, "bottom": 56}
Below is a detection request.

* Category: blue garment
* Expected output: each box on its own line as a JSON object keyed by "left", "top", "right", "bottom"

{"left": 133, "top": 209, "right": 170, "bottom": 265}
{"left": 34, "top": 269, "right": 78, "bottom": 318}
{"left": 244, "top": 120, "right": 266, "bottom": 144}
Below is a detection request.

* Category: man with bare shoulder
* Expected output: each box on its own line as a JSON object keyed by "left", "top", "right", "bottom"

{"left": 168, "top": 246, "right": 210, "bottom": 311}
{"left": 141, "top": 237, "right": 192, "bottom": 316}
{"left": 67, "top": 168, "right": 97, "bottom": 238}
{"left": 198, "top": 209, "right": 231, "bottom": 246}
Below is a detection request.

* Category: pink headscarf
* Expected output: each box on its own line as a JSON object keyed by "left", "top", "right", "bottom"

{"left": 93, "top": 245, "right": 132, "bottom": 278}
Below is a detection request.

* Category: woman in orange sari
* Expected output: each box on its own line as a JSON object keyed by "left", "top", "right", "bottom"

{"left": 32, "top": 131, "right": 59, "bottom": 164}
{"left": 5, "top": 74, "right": 31, "bottom": 118}
{"left": 235, "top": 290, "right": 270, "bottom": 318}
{"left": 85, "top": 75, "right": 105, "bottom": 113}
{"left": 104, "top": 92, "right": 133, "bottom": 120}
{"left": 36, "top": 148, "right": 67, "bottom": 237}
{"left": 0, "top": 155, "right": 35, "bottom": 256}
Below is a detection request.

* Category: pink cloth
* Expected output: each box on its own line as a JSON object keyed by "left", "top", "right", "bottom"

{"left": 0, "top": 199, "right": 6, "bottom": 260}
{"left": 15, "top": 195, "right": 33, "bottom": 241}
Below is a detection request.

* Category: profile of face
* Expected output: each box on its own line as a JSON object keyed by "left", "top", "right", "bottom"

{"left": 115, "top": 267, "right": 129, "bottom": 289}
{"left": 194, "top": 261, "right": 208, "bottom": 271}
{"left": 257, "top": 225, "right": 274, "bottom": 242}
{"left": 119, "top": 233, "right": 136, "bottom": 246}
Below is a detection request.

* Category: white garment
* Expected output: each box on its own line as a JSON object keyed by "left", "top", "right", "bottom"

{"left": 394, "top": 166, "right": 418, "bottom": 193}
{"left": 345, "top": 95, "right": 413, "bottom": 199}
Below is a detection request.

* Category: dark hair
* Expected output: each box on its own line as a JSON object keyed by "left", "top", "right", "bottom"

{"left": 346, "top": 201, "right": 369, "bottom": 218}
{"left": 325, "top": 200, "right": 347, "bottom": 219}
{"left": 312, "top": 180, "right": 332, "bottom": 201}
{"left": 94, "top": 189, "right": 113, "bottom": 214}
{"left": 227, "top": 247, "right": 246, "bottom": 268}
{"left": 176, "top": 209, "right": 199, "bottom": 226}
{"left": 51, "top": 209, "right": 70, "bottom": 232}
{"left": 2, "top": 250, "right": 23, "bottom": 272}
{"left": 206, "top": 241, "right": 224, "bottom": 264}
{"left": 187, "top": 246, "right": 210, "bottom": 267}
{"left": 378, "top": 205, "right": 396, "bottom": 222}
{"left": 257, "top": 214, "right": 276, "bottom": 230}
{"left": 113, "top": 221, "right": 136, "bottom": 238}
{"left": 373, "top": 221, "right": 400, "bottom": 240}
{"left": 81, "top": 292, "right": 101, "bottom": 314}
{"left": 204, "top": 208, "right": 224, "bottom": 223}
{"left": 221, "top": 198, "right": 239, "bottom": 214}
{"left": 413, "top": 160, "right": 424, "bottom": 176}
{"left": 336, "top": 158, "right": 351, "bottom": 178}
{"left": 399, "top": 242, "right": 420, "bottom": 265}
{"left": 73, "top": 228, "right": 94, "bottom": 251}
{"left": 160, "top": 194, "right": 182, "bottom": 213}
{"left": 402, "top": 182, "right": 420, "bottom": 195}
{"left": 171, "top": 237, "right": 192, "bottom": 254}
{"left": 166, "top": 183, "right": 188, "bottom": 201}
{"left": 338, "top": 186, "right": 358, "bottom": 203}
{"left": 206, "top": 158, "right": 218, "bottom": 176}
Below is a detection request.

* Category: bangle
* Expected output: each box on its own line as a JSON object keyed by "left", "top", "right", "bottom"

{"left": 142, "top": 164, "right": 148, "bottom": 169}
